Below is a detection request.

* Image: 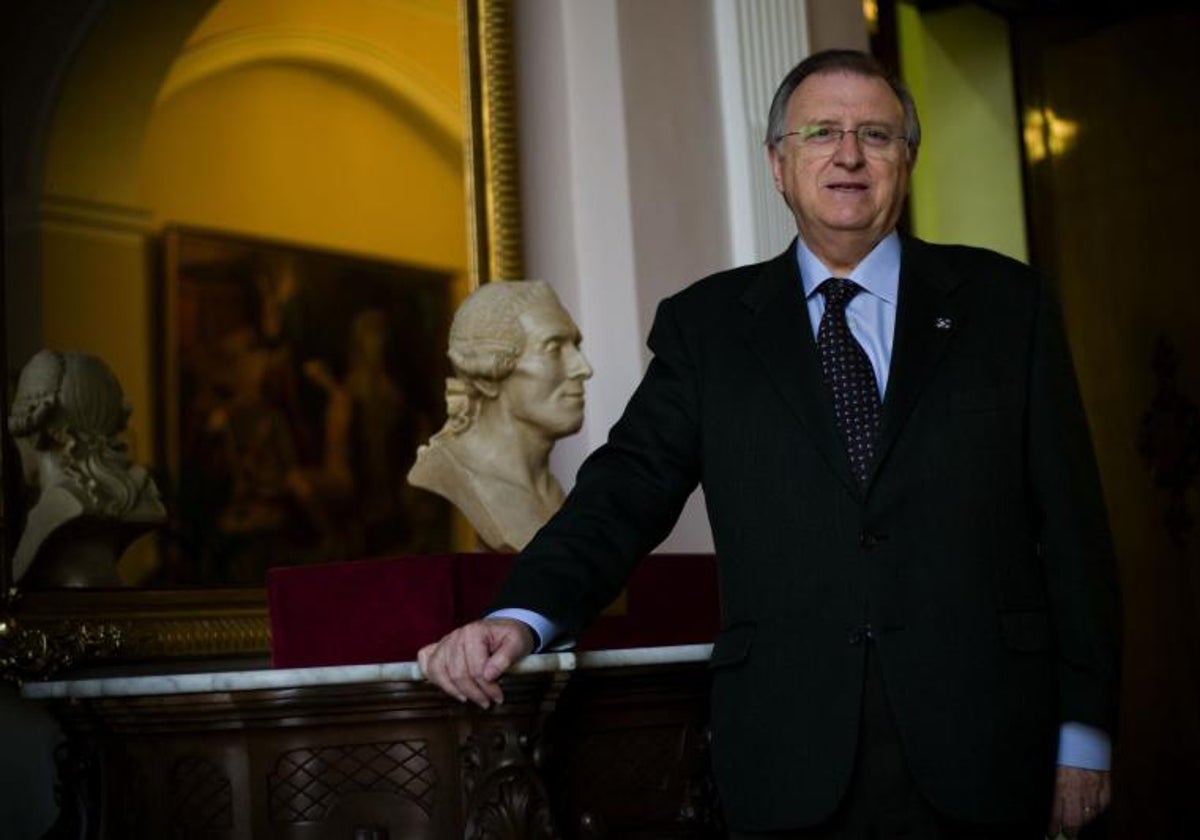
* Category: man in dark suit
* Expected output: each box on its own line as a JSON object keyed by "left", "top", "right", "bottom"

{"left": 419, "top": 50, "right": 1120, "bottom": 838}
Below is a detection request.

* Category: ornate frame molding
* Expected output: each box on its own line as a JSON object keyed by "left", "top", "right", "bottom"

{"left": 464, "top": 0, "right": 524, "bottom": 284}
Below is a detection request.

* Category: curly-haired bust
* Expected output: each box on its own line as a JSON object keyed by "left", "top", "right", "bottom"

{"left": 407, "top": 281, "right": 592, "bottom": 551}
{"left": 8, "top": 350, "right": 165, "bottom": 586}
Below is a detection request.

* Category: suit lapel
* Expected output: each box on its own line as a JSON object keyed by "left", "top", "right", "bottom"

{"left": 867, "top": 237, "right": 963, "bottom": 486}
{"left": 741, "top": 245, "right": 861, "bottom": 497}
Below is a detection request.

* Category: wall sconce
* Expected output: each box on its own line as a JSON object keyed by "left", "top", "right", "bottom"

{"left": 863, "top": 0, "right": 880, "bottom": 36}
{"left": 1023, "top": 106, "right": 1080, "bottom": 163}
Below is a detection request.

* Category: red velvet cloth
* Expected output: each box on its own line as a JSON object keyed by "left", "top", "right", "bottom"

{"left": 268, "top": 553, "right": 720, "bottom": 668}
{"left": 268, "top": 554, "right": 457, "bottom": 668}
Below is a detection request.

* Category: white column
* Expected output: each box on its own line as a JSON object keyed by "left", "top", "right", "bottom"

{"left": 519, "top": 1, "right": 813, "bottom": 553}
{"left": 516, "top": 0, "right": 643, "bottom": 483}
{"left": 713, "top": 0, "right": 810, "bottom": 264}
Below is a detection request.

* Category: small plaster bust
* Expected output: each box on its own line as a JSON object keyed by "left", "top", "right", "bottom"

{"left": 8, "top": 350, "right": 165, "bottom": 587}
{"left": 407, "top": 281, "right": 592, "bottom": 551}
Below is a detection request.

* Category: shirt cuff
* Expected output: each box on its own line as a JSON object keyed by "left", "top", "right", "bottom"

{"left": 487, "top": 608, "right": 561, "bottom": 653}
{"left": 1056, "top": 722, "right": 1112, "bottom": 770}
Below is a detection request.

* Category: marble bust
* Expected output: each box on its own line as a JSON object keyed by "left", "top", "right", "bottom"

{"left": 407, "top": 281, "right": 592, "bottom": 551}
{"left": 8, "top": 350, "right": 165, "bottom": 587}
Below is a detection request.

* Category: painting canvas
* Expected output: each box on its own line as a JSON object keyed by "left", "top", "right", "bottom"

{"left": 157, "top": 227, "right": 458, "bottom": 585}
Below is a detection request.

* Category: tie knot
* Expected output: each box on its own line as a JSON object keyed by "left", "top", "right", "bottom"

{"left": 818, "top": 277, "right": 862, "bottom": 309}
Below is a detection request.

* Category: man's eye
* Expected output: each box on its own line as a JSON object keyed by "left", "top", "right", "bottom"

{"left": 806, "top": 126, "right": 836, "bottom": 141}
{"left": 860, "top": 127, "right": 892, "bottom": 145}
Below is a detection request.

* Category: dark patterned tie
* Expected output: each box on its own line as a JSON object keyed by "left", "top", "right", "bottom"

{"left": 817, "top": 278, "right": 881, "bottom": 486}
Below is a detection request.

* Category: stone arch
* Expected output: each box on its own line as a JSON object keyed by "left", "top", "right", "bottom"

{"left": 155, "top": 26, "right": 462, "bottom": 159}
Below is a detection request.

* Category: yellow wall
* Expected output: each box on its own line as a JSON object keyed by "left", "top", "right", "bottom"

{"left": 184, "top": 0, "right": 462, "bottom": 84}
{"left": 898, "top": 3, "right": 1028, "bottom": 262}
{"left": 39, "top": 223, "right": 155, "bottom": 460}
{"left": 38, "top": 0, "right": 468, "bottom": 465}
{"left": 140, "top": 62, "right": 465, "bottom": 268}
{"left": 40, "top": 1, "right": 215, "bottom": 207}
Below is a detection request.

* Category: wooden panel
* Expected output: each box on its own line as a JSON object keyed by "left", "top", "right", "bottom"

{"left": 40, "top": 664, "right": 724, "bottom": 839}
{"left": 1013, "top": 9, "right": 1200, "bottom": 837}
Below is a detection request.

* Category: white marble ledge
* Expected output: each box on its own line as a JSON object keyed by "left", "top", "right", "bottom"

{"left": 575, "top": 643, "right": 713, "bottom": 670}
{"left": 20, "top": 643, "right": 714, "bottom": 701}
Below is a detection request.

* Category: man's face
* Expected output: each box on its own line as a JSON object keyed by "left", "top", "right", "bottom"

{"left": 497, "top": 301, "right": 593, "bottom": 439}
{"left": 768, "top": 72, "right": 913, "bottom": 251}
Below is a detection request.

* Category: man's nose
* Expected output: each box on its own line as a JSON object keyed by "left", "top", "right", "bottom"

{"left": 832, "top": 131, "right": 865, "bottom": 166}
{"left": 567, "top": 345, "right": 593, "bottom": 379}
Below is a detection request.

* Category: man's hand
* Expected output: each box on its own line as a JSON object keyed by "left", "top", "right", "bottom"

{"left": 417, "top": 618, "right": 535, "bottom": 709}
{"left": 1047, "top": 766, "right": 1111, "bottom": 838}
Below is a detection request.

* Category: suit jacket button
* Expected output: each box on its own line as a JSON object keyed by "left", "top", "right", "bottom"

{"left": 860, "top": 530, "right": 879, "bottom": 549}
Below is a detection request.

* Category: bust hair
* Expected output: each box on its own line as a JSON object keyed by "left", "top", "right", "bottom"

{"left": 447, "top": 280, "right": 559, "bottom": 383}
{"left": 8, "top": 349, "right": 141, "bottom": 516}
{"left": 764, "top": 49, "right": 922, "bottom": 153}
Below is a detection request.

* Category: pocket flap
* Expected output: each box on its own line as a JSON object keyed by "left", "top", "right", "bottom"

{"left": 708, "top": 622, "right": 756, "bottom": 669}
{"left": 1000, "top": 609, "right": 1051, "bottom": 652}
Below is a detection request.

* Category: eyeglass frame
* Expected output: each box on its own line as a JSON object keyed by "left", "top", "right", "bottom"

{"left": 774, "top": 124, "right": 912, "bottom": 157}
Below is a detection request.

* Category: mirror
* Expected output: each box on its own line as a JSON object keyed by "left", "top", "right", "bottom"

{"left": 2, "top": 0, "right": 522, "bottom": 667}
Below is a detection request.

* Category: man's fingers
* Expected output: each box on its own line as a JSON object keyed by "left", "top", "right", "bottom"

{"left": 419, "top": 619, "right": 535, "bottom": 709}
{"left": 1061, "top": 796, "right": 1085, "bottom": 837}
{"left": 462, "top": 627, "right": 505, "bottom": 707}
{"left": 446, "top": 631, "right": 492, "bottom": 707}
{"left": 462, "top": 624, "right": 490, "bottom": 676}
{"left": 417, "top": 641, "right": 455, "bottom": 699}
{"left": 483, "top": 646, "right": 515, "bottom": 683}
{"left": 416, "top": 643, "right": 433, "bottom": 677}
{"left": 1051, "top": 766, "right": 1110, "bottom": 837}
{"left": 482, "top": 625, "right": 532, "bottom": 681}
{"left": 474, "top": 674, "right": 505, "bottom": 706}
{"left": 1098, "top": 773, "right": 1112, "bottom": 812}
{"left": 420, "top": 631, "right": 473, "bottom": 703}
{"left": 472, "top": 621, "right": 535, "bottom": 703}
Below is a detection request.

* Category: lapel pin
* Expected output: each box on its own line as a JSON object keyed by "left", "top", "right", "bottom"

{"left": 934, "top": 317, "right": 953, "bottom": 331}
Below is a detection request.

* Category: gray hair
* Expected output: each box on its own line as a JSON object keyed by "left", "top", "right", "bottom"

{"left": 447, "top": 281, "right": 560, "bottom": 383}
{"left": 765, "top": 49, "right": 921, "bottom": 153}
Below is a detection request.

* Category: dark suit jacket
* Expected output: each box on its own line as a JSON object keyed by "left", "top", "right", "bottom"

{"left": 493, "top": 237, "right": 1122, "bottom": 831}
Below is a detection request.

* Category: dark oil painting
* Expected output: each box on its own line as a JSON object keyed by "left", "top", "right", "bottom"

{"left": 156, "top": 227, "right": 457, "bottom": 585}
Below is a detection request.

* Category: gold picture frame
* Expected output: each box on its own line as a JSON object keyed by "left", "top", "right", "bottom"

{"left": 3, "top": 0, "right": 522, "bottom": 672}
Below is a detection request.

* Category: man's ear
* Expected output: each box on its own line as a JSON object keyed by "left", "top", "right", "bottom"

{"left": 767, "top": 143, "right": 786, "bottom": 194}
{"left": 472, "top": 378, "right": 500, "bottom": 400}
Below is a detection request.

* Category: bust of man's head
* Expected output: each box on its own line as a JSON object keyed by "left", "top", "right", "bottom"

{"left": 443, "top": 280, "right": 592, "bottom": 441}
{"left": 7, "top": 349, "right": 165, "bottom": 584}
{"left": 9, "top": 350, "right": 134, "bottom": 508}
{"left": 408, "top": 281, "right": 592, "bottom": 551}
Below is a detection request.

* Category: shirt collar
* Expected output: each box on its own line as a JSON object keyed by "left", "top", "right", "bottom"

{"left": 795, "top": 231, "right": 901, "bottom": 305}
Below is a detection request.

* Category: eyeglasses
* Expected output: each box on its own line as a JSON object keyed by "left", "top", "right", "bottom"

{"left": 777, "top": 125, "right": 907, "bottom": 156}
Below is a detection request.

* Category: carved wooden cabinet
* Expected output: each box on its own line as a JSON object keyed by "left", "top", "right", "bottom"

{"left": 30, "top": 652, "right": 723, "bottom": 839}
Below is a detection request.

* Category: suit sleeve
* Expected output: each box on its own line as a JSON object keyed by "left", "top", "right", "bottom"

{"left": 489, "top": 296, "right": 703, "bottom": 637}
{"left": 1027, "top": 273, "right": 1123, "bottom": 734}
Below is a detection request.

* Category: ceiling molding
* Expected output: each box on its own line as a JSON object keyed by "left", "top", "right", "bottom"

{"left": 156, "top": 25, "right": 462, "bottom": 147}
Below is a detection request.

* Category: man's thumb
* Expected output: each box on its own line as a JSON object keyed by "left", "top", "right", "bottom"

{"left": 481, "top": 633, "right": 523, "bottom": 681}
